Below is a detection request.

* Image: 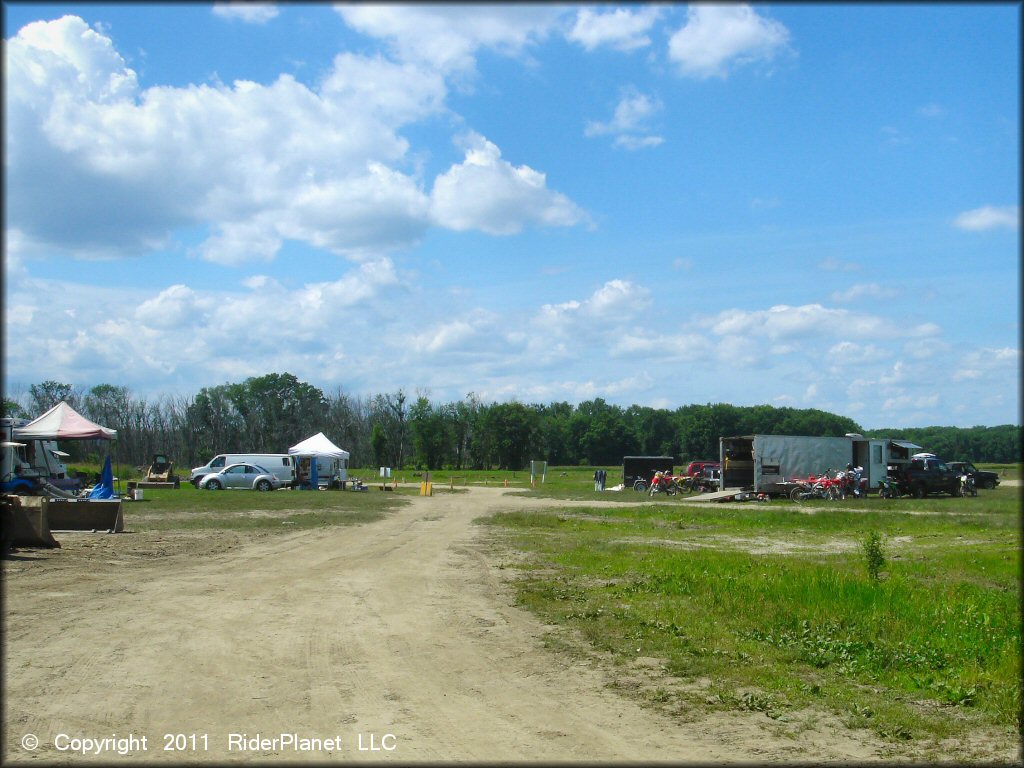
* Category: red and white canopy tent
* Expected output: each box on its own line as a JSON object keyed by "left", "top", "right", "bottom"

{"left": 15, "top": 402, "right": 119, "bottom": 492}
{"left": 14, "top": 402, "right": 118, "bottom": 441}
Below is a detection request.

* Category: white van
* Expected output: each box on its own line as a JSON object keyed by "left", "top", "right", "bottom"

{"left": 190, "top": 454, "right": 295, "bottom": 487}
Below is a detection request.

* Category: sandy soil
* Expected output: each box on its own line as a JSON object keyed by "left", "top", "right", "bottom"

{"left": 0, "top": 487, "right": 1008, "bottom": 763}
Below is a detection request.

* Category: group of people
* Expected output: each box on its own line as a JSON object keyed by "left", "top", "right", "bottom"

{"left": 593, "top": 468, "right": 608, "bottom": 491}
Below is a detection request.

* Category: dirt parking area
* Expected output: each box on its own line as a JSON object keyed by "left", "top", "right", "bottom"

{"left": 0, "top": 487, "right": 991, "bottom": 763}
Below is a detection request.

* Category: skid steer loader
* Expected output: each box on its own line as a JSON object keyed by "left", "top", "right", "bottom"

{"left": 138, "top": 453, "right": 180, "bottom": 488}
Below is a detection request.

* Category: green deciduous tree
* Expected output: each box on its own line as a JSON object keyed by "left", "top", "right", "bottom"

{"left": 2, "top": 398, "right": 28, "bottom": 419}
{"left": 369, "top": 390, "right": 408, "bottom": 468}
{"left": 480, "top": 401, "right": 541, "bottom": 470}
{"left": 29, "top": 380, "right": 79, "bottom": 415}
{"left": 226, "top": 373, "right": 327, "bottom": 452}
{"left": 409, "top": 395, "right": 453, "bottom": 470}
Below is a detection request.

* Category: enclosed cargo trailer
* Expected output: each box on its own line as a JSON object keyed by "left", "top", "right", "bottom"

{"left": 719, "top": 434, "right": 905, "bottom": 495}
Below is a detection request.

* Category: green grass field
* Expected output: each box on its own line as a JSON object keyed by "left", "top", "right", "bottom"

{"left": 120, "top": 481, "right": 408, "bottom": 532}
{"left": 484, "top": 473, "right": 1021, "bottom": 758}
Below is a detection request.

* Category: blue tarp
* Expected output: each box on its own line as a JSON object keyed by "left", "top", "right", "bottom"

{"left": 88, "top": 455, "right": 115, "bottom": 499}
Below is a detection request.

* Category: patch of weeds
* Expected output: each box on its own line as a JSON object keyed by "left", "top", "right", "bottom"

{"left": 877, "top": 724, "right": 914, "bottom": 741}
{"left": 713, "top": 688, "right": 789, "bottom": 720}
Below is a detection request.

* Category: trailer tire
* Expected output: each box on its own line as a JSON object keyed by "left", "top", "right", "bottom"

{"left": 633, "top": 480, "right": 647, "bottom": 492}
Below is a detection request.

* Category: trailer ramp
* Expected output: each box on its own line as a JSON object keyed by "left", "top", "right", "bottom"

{"left": 686, "top": 488, "right": 752, "bottom": 502}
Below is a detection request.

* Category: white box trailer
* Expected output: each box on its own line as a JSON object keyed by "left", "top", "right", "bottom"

{"left": 719, "top": 434, "right": 908, "bottom": 495}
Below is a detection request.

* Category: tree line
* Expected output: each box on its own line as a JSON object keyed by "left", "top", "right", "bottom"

{"left": 3, "top": 375, "right": 1020, "bottom": 471}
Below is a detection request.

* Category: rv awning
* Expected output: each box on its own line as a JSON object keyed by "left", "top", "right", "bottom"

{"left": 288, "top": 432, "right": 350, "bottom": 459}
{"left": 891, "top": 440, "right": 923, "bottom": 451}
{"left": 15, "top": 402, "right": 117, "bottom": 440}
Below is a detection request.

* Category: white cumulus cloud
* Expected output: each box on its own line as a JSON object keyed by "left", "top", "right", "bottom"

{"left": 567, "top": 7, "right": 662, "bottom": 52}
{"left": 5, "top": 15, "right": 585, "bottom": 267}
{"left": 585, "top": 88, "right": 664, "bottom": 150}
{"left": 430, "top": 133, "right": 588, "bottom": 235}
{"left": 212, "top": 3, "right": 279, "bottom": 24}
{"left": 702, "top": 304, "right": 888, "bottom": 341}
{"left": 335, "top": 4, "right": 563, "bottom": 74}
{"left": 953, "top": 205, "right": 1019, "bottom": 232}
{"left": 668, "top": 4, "right": 791, "bottom": 79}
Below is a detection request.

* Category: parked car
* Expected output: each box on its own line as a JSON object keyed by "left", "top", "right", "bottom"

{"left": 685, "top": 460, "right": 720, "bottom": 477}
{"left": 198, "top": 463, "right": 282, "bottom": 491}
{"left": 190, "top": 453, "right": 295, "bottom": 487}
{"left": 947, "top": 461, "right": 1000, "bottom": 490}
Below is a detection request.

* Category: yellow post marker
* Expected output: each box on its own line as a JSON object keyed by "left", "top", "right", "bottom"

{"left": 420, "top": 481, "right": 432, "bottom": 496}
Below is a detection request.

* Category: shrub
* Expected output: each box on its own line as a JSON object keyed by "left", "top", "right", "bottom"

{"left": 863, "top": 530, "right": 886, "bottom": 582}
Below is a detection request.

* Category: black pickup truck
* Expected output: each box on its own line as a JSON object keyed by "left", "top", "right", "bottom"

{"left": 896, "top": 456, "right": 960, "bottom": 498}
{"left": 947, "top": 461, "right": 1000, "bottom": 490}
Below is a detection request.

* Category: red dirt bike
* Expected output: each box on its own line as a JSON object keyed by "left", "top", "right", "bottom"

{"left": 648, "top": 472, "right": 683, "bottom": 497}
{"left": 788, "top": 471, "right": 834, "bottom": 503}
{"left": 831, "top": 467, "right": 866, "bottom": 499}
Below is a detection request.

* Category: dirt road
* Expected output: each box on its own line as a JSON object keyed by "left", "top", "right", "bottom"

{"left": 4, "top": 487, "right": 892, "bottom": 763}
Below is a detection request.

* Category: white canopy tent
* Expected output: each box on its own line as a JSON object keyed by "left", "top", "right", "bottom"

{"left": 289, "top": 432, "right": 350, "bottom": 486}
{"left": 289, "top": 432, "right": 349, "bottom": 460}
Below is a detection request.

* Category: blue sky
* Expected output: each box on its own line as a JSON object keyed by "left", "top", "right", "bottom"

{"left": 3, "top": 3, "right": 1019, "bottom": 428}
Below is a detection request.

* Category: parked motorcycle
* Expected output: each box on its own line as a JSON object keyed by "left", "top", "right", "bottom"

{"left": 789, "top": 471, "right": 833, "bottom": 503}
{"left": 828, "top": 470, "right": 849, "bottom": 500}
{"left": 675, "top": 474, "right": 699, "bottom": 493}
{"left": 877, "top": 476, "right": 901, "bottom": 499}
{"left": 648, "top": 471, "right": 680, "bottom": 497}
{"left": 830, "top": 465, "right": 866, "bottom": 500}
{"left": 958, "top": 472, "right": 977, "bottom": 497}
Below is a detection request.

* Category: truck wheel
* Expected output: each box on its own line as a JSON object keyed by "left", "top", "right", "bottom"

{"left": 913, "top": 484, "right": 926, "bottom": 499}
{"left": 982, "top": 479, "right": 996, "bottom": 490}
